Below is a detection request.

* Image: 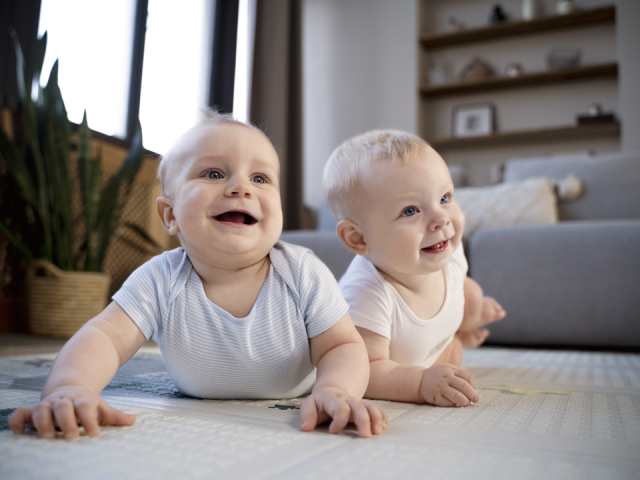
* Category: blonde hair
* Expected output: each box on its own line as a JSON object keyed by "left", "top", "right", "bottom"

{"left": 157, "top": 107, "right": 266, "bottom": 195}
{"left": 323, "top": 130, "right": 429, "bottom": 222}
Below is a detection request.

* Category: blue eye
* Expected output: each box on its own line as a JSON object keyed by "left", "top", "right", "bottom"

{"left": 206, "top": 170, "right": 223, "bottom": 179}
{"left": 441, "top": 194, "right": 450, "bottom": 204}
{"left": 252, "top": 175, "right": 265, "bottom": 184}
{"left": 402, "top": 207, "right": 417, "bottom": 217}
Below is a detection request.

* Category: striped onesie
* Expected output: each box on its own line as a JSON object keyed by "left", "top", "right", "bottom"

{"left": 113, "top": 241, "right": 348, "bottom": 399}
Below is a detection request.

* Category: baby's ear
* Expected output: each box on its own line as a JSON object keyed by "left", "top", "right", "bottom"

{"left": 156, "top": 197, "right": 180, "bottom": 235}
{"left": 336, "top": 220, "right": 369, "bottom": 256}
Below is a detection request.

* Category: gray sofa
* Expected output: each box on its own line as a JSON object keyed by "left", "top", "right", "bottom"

{"left": 280, "top": 151, "right": 640, "bottom": 349}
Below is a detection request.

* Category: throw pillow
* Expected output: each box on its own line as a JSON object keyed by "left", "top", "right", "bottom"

{"left": 455, "top": 177, "right": 558, "bottom": 242}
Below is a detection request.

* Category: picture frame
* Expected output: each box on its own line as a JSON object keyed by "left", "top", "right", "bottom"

{"left": 452, "top": 103, "right": 495, "bottom": 138}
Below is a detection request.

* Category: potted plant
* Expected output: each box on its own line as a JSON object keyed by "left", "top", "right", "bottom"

{"left": 0, "top": 29, "right": 148, "bottom": 337}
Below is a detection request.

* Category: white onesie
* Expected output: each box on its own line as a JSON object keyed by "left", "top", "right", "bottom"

{"left": 339, "top": 245, "right": 467, "bottom": 368}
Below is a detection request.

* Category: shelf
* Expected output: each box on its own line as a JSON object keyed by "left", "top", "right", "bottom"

{"left": 420, "top": 6, "right": 615, "bottom": 49}
{"left": 420, "top": 63, "right": 618, "bottom": 98}
{"left": 429, "top": 122, "right": 620, "bottom": 149}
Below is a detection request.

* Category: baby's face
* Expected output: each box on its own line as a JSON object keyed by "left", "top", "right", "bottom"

{"left": 166, "top": 122, "right": 283, "bottom": 269}
{"left": 353, "top": 147, "right": 464, "bottom": 278}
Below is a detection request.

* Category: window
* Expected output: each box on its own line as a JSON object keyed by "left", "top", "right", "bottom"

{"left": 35, "top": 0, "right": 243, "bottom": 153}
{"left": 37, "top": 0, "right": 136, "bottom": 139}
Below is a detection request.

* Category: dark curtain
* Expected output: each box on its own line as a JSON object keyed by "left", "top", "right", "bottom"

{"left": 251, "top": 0, "right": 312, "bottom": 230}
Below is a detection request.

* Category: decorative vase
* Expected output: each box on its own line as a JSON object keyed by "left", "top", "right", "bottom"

{"left": 522, "top": 0, "right": 539, "bottom": 20}
{"left": 27, "top": 259, "right": 111, "bottom": 338}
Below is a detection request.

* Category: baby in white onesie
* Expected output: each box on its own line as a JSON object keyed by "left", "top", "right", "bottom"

{"left": 324, "top": 130, "right": 506, "bottom": 407}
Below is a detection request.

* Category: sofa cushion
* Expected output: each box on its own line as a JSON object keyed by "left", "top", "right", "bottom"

{"left": 469, "top": 219, "right": 640, "bottom": 348}
{"left": 456, "top": 177, "right": 559, "bottom": 242}
{"left": 503, "top": 152, "right": 640, "bottom": 221}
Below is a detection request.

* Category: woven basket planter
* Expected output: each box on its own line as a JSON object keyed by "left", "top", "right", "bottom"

{"left": 27, "top": 259, "right": 111, "bottom": 338}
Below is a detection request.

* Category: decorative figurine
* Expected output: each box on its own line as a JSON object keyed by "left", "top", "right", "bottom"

{"left": 489, "top": 5, "right": 508, "bottom": 24}
{"left": 429, "top": 55, "right": 450, "bottom": 86}
{"left": 546, "top": 47, "right": 581, "bottom": 69}
{"left": 586, "top": 103, "right": 603, "bottom": 116}
{"left": 448, "top": 16, "right": 466, "bottom": 30}
{"left": 556, "top": 0, "right": 576, "bottom": 15}
{"left": 459, "top": 58, "right": 494, "bottom": 81}
{"left": 522, "top": 0, "right": 540, "bottom": 20}
{"left": 505, "top": 63, "right": 524, "bottom": 77}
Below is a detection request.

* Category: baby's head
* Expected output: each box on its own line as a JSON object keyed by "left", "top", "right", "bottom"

{"left": 157, "top": 108, "right": 283, "bottom": 270}
{"left": 323, "top": 130, "right": 464, "bottom": 278}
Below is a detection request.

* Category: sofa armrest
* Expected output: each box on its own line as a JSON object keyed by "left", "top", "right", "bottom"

{"left": 468, "top": 219, "right": 640, "bottom": 348}
{"left": 279, "top": 230, "right": 355, "bottom": 280}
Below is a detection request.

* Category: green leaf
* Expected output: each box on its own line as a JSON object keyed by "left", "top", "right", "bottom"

{"left": 123, "top": 222, "right": 162, "bottom": 249}
{"left": 114, "top": 233, "right": 156, "bottom": 255}
{"left": 0, "top": 219, "right": 34, "bottom": 260}
{"left": 8, "top": 27, "right": 30, "bottom": 104}
{"left": 0, "top": 123, "right": 37, "bottom": 208}
{"left": 90, "top": 119, "right": 145, "bottom": 271}
{"left": 77, "top": 111, "right": 101, "bottom": 268}
{"left": 32, "top": 31, "right": 47, "bottom": 99}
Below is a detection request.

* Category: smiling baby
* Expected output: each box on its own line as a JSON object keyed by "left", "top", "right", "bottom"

{"left": 9, "top": 109, "right": 387, "bottom": 439}
{"left": 324, "top": 130, "right": 506, "bottom": 407}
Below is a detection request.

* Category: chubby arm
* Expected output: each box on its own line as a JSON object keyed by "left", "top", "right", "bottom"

{"left": 300, "top": 313, "right": 388, "bottom": 437}
{"left": 9, "top": 302, "right": 146, "bottom": 438}
{"left": 357, "top": 326, "right": 479, "bottom": 407}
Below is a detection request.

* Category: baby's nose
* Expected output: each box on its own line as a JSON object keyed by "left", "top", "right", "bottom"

{"left": 226, "top": 178, "right": 252, "bottom": 197}
{"left": 429, "top": 213, "right": 450, "bottom": 230}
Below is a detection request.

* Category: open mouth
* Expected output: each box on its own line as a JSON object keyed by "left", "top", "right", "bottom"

{"left": 421, "top": 239, "right": 449, "bottom": 254}
{"left": 214, "top": 211, "right": 257, "bottom": 226}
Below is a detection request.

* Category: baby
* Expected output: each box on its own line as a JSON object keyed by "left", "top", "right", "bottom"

{"left": 324, "top": 130, "right": 506, "bottom": 406}
{"left": 9, "top": 110, "right": 387, "bottom": 439}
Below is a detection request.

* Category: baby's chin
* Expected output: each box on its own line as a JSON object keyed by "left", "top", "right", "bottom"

{"left": 186, "top": 241, "right": 275, "bottom": 270}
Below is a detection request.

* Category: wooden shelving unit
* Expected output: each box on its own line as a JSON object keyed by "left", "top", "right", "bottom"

{"left": 429, "top": 122, "right": 620, "bottom": 150}
{"left": 420, "top": 5, "right": 615, "bottom": 48}
{"left": 420, "top": 63, "right": 617, "bottom": 98}
{"left": 419, "top": 3, "right": 619, "bottom": 155}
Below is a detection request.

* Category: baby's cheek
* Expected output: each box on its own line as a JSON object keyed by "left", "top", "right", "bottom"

{"left": 453, "top": 205, "right": 465, "bottom": 232}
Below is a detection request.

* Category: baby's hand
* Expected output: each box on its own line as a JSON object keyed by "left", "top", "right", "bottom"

{"left": 457, "top": 328, "right": 490, "bottom": 349}
{"left": 8, "top": 385, "right": 136, "bottom": 439}
{"left": 420, "top": 364, "right": 479, "bottom": 407}
{"left": 479, "top": 296, "right": 506, "bottom": 328}
{"left": 299, "top": 386, "right": 388, "bottom": 438}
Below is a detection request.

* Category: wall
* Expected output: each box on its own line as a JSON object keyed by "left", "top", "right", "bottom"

{"left": 302, "top": 0, "right": 418, "bottom": 212}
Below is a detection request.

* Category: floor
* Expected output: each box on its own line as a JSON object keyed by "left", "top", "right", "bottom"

{"left": 0, "top": 334, "right": 639, "bottom": 479}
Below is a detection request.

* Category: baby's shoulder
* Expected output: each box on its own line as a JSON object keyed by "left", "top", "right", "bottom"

{"left": 125, "top": 247, "right": 192, "bottom": 300}
{"left": 339, "top": 255, "right": 386, "bottom": 293}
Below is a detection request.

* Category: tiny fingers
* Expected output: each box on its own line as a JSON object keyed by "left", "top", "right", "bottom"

{"left": 454, "top": 368, "right": 477, "bottom": 390}
{"left": 327, "top": 401, "right": 351, "bottom": 435}
{"left": 8, "top": 407, "right": 34, "bottom": 435}
{"left": 53, "top": 398, "right": 79, "bottom": 438}
{"left": 299, "top": 396, "right": 319, "bottom": 432}
{"left": 363, "top": 401, "right": 387, "bottom": 435}
{"left": 74, "top": 398, "right": 100, "bottom": 437}
{"left": 347, "top": 400, "right": 372, "bottom": 438}
{"left": 97, "top": 400, "right": 136, "bottom": 428}
{"left": 450, "top": 376, "right": 479, "bottom": 404}
{"left": 442, "top": 385, "right": 472, "bottom": 407}
{"left": 31, "top": 402, "right": 57, "bottom": 439}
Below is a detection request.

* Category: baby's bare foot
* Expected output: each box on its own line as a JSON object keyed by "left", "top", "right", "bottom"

{"left": 480, "top": 296, "right": 506, "bottom": 327}
{"left": 457, "top": 329, "right": 490, "bottom": 349}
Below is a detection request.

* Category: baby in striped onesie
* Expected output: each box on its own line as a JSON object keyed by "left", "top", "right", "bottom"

{"left": 9, "top": 109, "right": 387, "bottom": 440}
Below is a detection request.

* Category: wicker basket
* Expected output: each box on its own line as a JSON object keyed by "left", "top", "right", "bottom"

{"left": 27, "top": 259, "right": 111, "bottom": 338}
